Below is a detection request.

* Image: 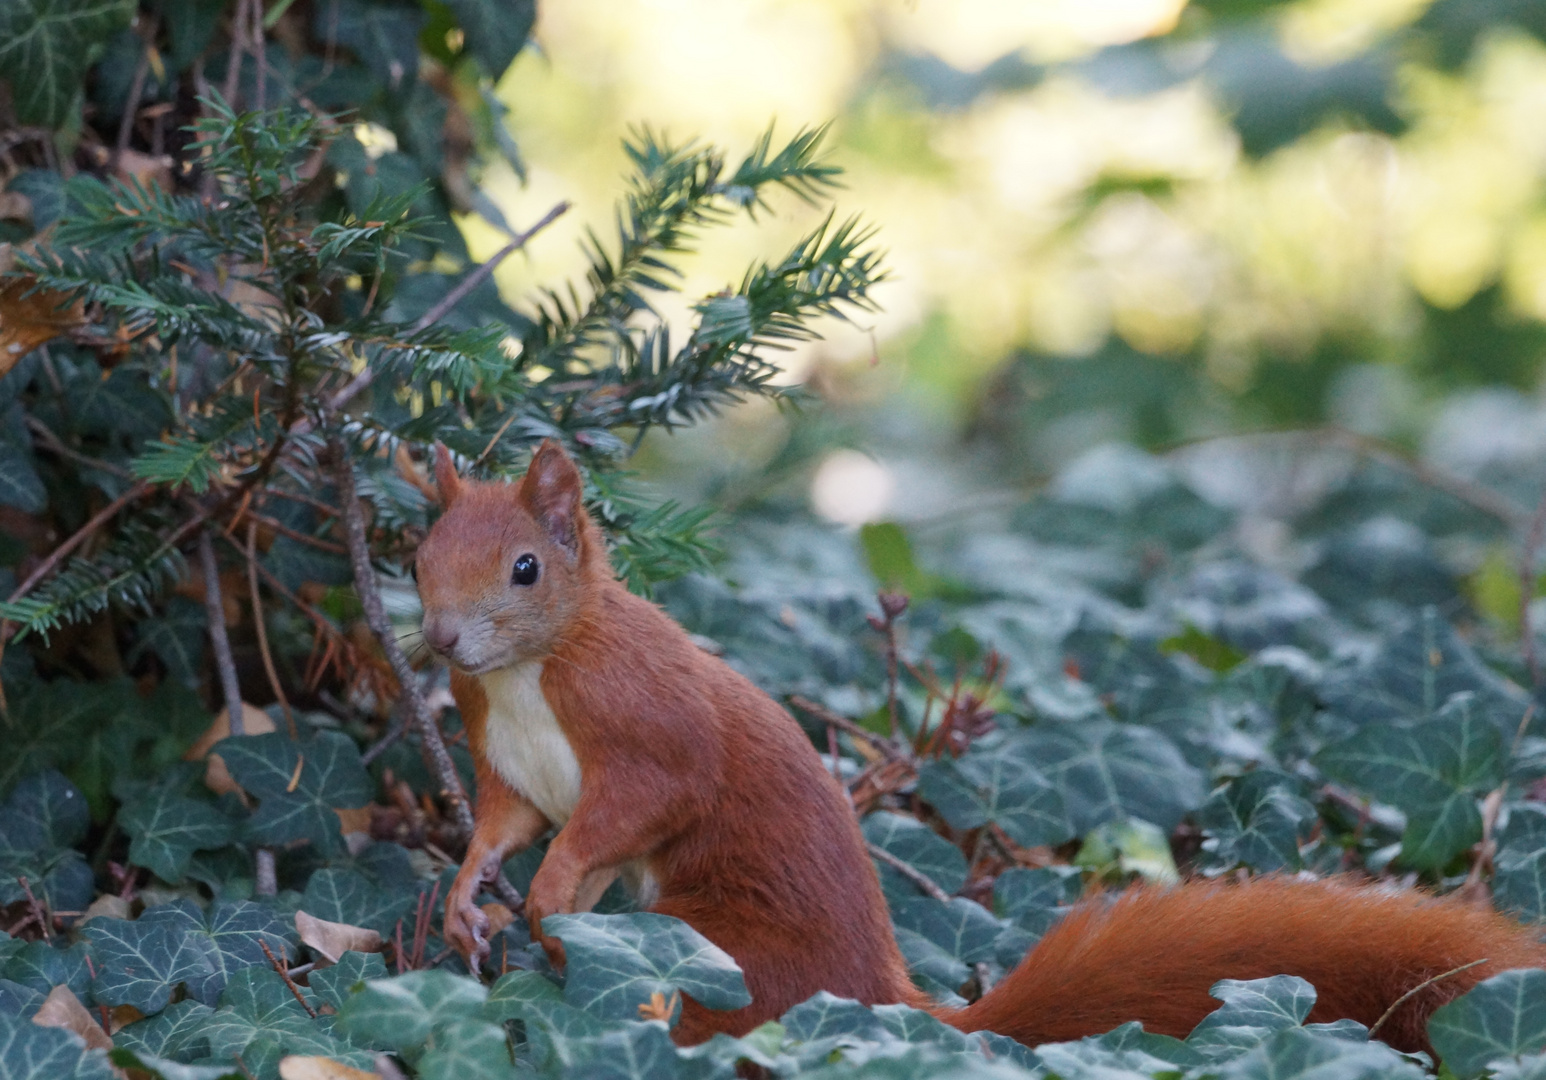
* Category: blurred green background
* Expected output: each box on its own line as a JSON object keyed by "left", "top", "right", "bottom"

{"left": 441, "top": 0, "right": 1546, "bottom": 544}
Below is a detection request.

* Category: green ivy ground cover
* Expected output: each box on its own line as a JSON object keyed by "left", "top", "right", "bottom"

{"left": 5, "top": 436, "right": 1546, "bottom": 1080}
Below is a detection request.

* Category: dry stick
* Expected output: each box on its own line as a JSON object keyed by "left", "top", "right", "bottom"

{"left": 220, "top": 0, "right": 249, "bottom": 109}
{"left": 866, "top": 843, "right": 951, "bottom": 903}
{"left": 1520, "top": 489, "right": 1546, "bottom": 688}
{"left": 199, "top": 529, "right": 245, "bottom": 732}
{"left": 1, "top": 480, "right": 150, "bottom": 640}
{"left": 259, "top": 940, "right": 317, "bottom": 1018}
{"left": 788, "top": 695, "right": 909, "bottom": 763}
{"left": 331, "top": 437, "right": 472, "bottom": 837}
{"left": 314, "top": 201, "right": 571, "bottom": 421}
{"left": 246, "top": 508, "right": 348, "bottom": 553}
{"left": 249, "top": 0, "right": 267, "bottom": 112}
{"left": 247, "top": 520, "right": 297, "bottom": 737}
{"left": 1367, "top": 958, "right": 1490, "bottom": 1040}
{"left": 112, "top": 32, "right": 152, "bottom": 172}
{"left": 200, "top": 529, "right": 278, "bottom": 896}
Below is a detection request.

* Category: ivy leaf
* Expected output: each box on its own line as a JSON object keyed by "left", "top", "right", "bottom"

{"left": 0, "top": 436, "right": 46, "bottom": 513}
{"left": 893, "top": 927, "right": 970, "bottom": 994}
{"left": 205, "top": 968, "right": 371, "bottom": 1078}
{"left": 1015, "top": 719, "right": 1206, "bottom": 833}
{"left": 542, "top": 912, "right": 752, "bottom": 1023}
{"left": 1495, "top": 805, "right": 1546, "bottom": 921}
{"left": 105, "top": 1049, "right": 244, "bottom": 1080}
{"left": 1428, "top": 970, "right": 1546, "bottom": 1078}
{"left": 0, "top": 0, "right": 134, "bottom": 126}
{"left": 916, "top": 744, "right": 1070, "bottom": 848}
{"left": 889, "top": 897, "right": 1004, "bottom": 967}
{"left": 83, "top": 907, "right": 209, "bottom": 1013}
{"left": 1196, "top": 770, "right": 1316, "bottom": 872}
{"left": 299, "top": 867, "right": 420, "bottom": 936}
{"left": 308, "top": 950, "right": 388, "bottom": 1014}
{"left": 536, "top": 1020, "right": 686, "bottom": 1080}
{"left": 119, "top": 786, "right": 238, "bottom": 883}
{"left": 992, "top": 866, "right": 1082, "bottom": 936}
{"left": 332, "top": 970, "right": 488, "bottom": 1052}
{"left": 1320, "top": 607, "right": 1530, "bottom": 731}
{"left": 216, "top": 731, "right": 372, "bottom": 856}
{"left": 111, "top": 999, "right": 216, "bottom": 1062}
{"left": 444, "top": 0, "right": 533, "bottom": 79}
{"left": 3, "top": 940, "right": 92, "bottom": 1001}
{"left": 327, "top": 0, "right": 424, "bottom": 88}
{"left": 862, "top": 811, "right": 967, "bottom": 900}
{"left": 0, "top": 1010, "right": 117, "bottom": 1080}
{"left": 1213, "top": 1025, "right": 1425, "bottom": 1080}
{"left": 180, "top": 900, "right": 296, "bottom": 1006}
{"left": 0, "top": 770, "right": 94, "bottom": 911}
{"left": 780, "top": 990, "right": 889, "bottom": 1042}
{"left": 1193, "top": 976, "right": 1317, "bottom": 1035}
{"left": 1316, "top": 693, "right": 1503, "bottom": 870}
{"left": 413, "top": 1017, "right": 515, "bottom": 1080}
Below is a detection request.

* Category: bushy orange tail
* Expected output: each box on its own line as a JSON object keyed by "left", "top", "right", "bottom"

{"left": 940, "top": 877, "right": 1546, "bottom": 1053}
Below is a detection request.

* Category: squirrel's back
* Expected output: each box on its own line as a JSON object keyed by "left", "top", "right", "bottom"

{"left": 946, "top": 875, "right": 1546, "bottom": 1053}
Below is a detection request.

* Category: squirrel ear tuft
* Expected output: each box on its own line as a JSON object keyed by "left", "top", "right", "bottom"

{"left": 433, "top": 442, "right": 463, "bottom": 507}
{"left": 518, "top": 439, "right": 583, "bottom": 556}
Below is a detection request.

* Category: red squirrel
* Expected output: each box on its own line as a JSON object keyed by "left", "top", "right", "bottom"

{"left": 413, "top": 439, "right": 1546, "bottom": 1051}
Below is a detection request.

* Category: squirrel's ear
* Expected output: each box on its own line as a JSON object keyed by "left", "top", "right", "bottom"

{"left": 518, "top": 439, "right": 583, "bottom": 556}
{"left": 433, "top": 442, "right": 463, "bottom": 508}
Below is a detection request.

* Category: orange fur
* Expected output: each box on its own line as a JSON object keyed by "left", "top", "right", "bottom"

{"left": 416, "top": 440, "right": 1546, "bottom": 1055}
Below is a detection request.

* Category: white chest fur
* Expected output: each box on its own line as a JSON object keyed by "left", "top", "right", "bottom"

{"left": 478, "top": 662, "right": 582, "bottom": 826}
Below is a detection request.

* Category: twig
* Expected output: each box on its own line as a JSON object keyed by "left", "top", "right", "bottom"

{"left": 314, "top": 201, "right": 570, "bottom": 421}
{"left": 16, "top": 877, "right": 50, "bottom": 941}
{"left": 260, "top": 940, "right": 317, "bottom": 1018}
{"left": 247, "top": 521, "right": 297, "bottom": 737}
{"left": 221, "top": 0, "right": 249, "bottom": 109}
{"left": 202, "top": 529, "right": 278, "bottom": 895}
{"left": 1520, "top": 489, "right": 1546, "bottom": 687}
{"left": 870, "top": 592, "right": 908, "bottom": 740}
{"left": 1367, "top": 958, "right": 1489, "bottom": 1039}
{"left": 330, "top": 437, "right": 475, "bottom": 837}
{"left": 788, "top": 696, "right": 909, "bottom": 763}
{"left": 249, "top": 0, "right": 266, "bottom": 112}
{"left": 112, "top": 24, "right": 154, "bottom": 171}
{"left": 360, "top": 703, "right": 409, "bottom": 766}
{"left": 244, "top": 508, "right": 348, "bottom": 554}
{"left": 2, "top": 481, "right": 150, "bottom": 616}
{"left": 199, "top": 529, "right": 245, "bottom": 733}
{"left": 411, "top": 202, "right": 570, "bottom": 333}
{"left": 866, "top": 843, "right": 951, "bottom": 903}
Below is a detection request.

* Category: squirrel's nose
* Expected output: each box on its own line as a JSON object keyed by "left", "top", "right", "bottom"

{"left": 424, "top": 621, "right": 459, "bottom": 653}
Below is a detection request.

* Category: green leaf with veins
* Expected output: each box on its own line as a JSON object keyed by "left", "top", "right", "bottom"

{"left": 0, "top": 0, "right": 134, "bottom": 126}
{"left": 862, "top": 811, "right": 968, "bottom": 899}
{"left": 216, "top": 731, "right": 372, "bottom": 856}
{"left": 119, "top": 786, "right": 238, "bottom": 882}
{"left": 916, "top": 744, "right": 1070, "bottom": 848}
{"left": 1429, "top": 970, "right": 1546, "bottom": 1078}
{"left": 1196, "top": 770, "right": 1316, "bottom": 872}
{"left": 542, "top": 912, "right": 751, "bottom": 1024}
{"left": 0, "top": 1011, "right": 117, "bottom": 1080}
{"left": 1316, "top": 692, "right": 1503, "bottom": 870}
{"left": 1014, "top": 720, "right": 1206, "bottom": 834}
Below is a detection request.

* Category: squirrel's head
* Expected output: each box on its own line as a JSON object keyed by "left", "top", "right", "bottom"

{"left": 412, "top": 439, "right": 603, "bottom": 673}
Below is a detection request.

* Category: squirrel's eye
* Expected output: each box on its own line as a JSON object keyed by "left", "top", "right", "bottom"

{"left": 512, "top": 553, "right": 540, "bottom": 586}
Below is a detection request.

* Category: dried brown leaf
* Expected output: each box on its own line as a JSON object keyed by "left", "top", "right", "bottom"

{"left": 295, "top": 910, "right": 383, "bottom": 966}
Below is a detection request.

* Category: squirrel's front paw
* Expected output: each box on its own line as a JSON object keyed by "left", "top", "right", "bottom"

{"left": 443, "top": 886, "right": 492, "bottom": 970}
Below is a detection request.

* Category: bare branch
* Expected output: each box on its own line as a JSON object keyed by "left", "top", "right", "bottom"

{"left": 330, "top": 436, "right": 474, "bottom": 836}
